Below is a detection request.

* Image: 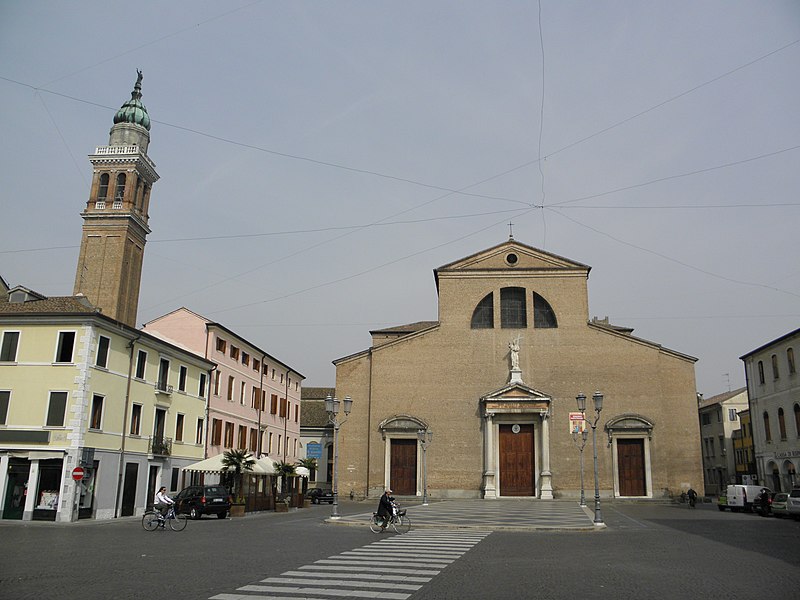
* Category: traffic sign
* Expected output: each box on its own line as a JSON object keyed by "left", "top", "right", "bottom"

{"left": 72, "top": 467, "right": 85, "bottom": 481}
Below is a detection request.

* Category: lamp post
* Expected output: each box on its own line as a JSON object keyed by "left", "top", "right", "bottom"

{"left": 577, "top": 391, "right": 604, "bottom": 525}
{"left": 325, "top": 393, "right": 352, "bottom": 519}
{"left": 417, "top": 429, "right": 433, "bottom": 506}
{"left": 571, "top": 410, "right": 588, "bottom": 508}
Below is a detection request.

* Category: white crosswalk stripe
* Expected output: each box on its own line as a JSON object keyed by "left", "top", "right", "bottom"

{"left": 209, "top": 529, "right": 491, "bottom": 600}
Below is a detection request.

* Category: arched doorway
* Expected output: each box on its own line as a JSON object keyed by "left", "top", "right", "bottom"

{"left": 378, "top": 415, "right": 427, "bottom": 496}
{"left": 605, "top": 414, "right": 654, "bottom": 498}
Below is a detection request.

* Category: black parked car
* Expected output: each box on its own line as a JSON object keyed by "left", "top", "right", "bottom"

{"left": 174, "top": 484, "right": 231, "bottom": 519}
{"left": 308, "top": 488, "right": 334, "bottom": 504}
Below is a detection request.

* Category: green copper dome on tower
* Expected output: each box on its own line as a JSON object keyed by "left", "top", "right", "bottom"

{"left": 114, "top": 69, "right": 151, "bottom": 131}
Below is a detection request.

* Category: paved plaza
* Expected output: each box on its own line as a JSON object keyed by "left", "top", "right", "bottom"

{"left": 328, "top": 498, "right": 602, "bottom": 531}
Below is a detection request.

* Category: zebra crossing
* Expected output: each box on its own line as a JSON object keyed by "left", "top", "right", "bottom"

{"left": 210, "top": 529, "right": 491, "bottom": 600}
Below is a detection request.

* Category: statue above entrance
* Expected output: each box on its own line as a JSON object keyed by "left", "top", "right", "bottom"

{"left": 508, "top": 335, "right": 523, "bottom": 384}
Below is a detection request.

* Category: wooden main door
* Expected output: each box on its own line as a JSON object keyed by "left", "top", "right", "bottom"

{"left": 390, "top": 439, "right": 417, "bottom": 496}
{"left": 617, "top": 438, "right": 646, "bottom": 496}
{"left": 499, "top": 424, "right": 535, "bottom": 496}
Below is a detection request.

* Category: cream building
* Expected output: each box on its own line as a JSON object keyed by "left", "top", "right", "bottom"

{"left": 0, "top": 287, "right": 212, "bottom": 521}
{"left": 0, "top": 73, "right": 216, "bottom": 522}
{"left": 697, "top": 388, "right": 748, "bottom": 495}
{"left": 740, "top": 327, "right": 800, "bottom": 491}
{"left": 333, "top": 239, "right": 702, "bottom": 501}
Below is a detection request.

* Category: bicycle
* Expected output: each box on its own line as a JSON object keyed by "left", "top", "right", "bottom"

{"left": 370, "top": 504, "right": 410, "bottom": 534}
{"left": 142, "top": 505, "right": 188, "bottom": 531}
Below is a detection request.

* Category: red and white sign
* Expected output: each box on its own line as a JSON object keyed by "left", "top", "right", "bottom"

{"left": 71, "top": 467, "right": 85, "bottom": 481}
{"left": 568, "top": 412, "right": 587, "bottom": 434}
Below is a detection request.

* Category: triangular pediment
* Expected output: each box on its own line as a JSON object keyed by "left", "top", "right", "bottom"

{"left": 436, "top": 240, "right": 590, "bottom": 274}
{"left": 482, "top": 382, "right": 550, "bottom": 402}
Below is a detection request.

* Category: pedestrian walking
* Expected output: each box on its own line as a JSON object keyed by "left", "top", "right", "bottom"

{"left": 687, "top": 488, "right": 698, "bottom": 508}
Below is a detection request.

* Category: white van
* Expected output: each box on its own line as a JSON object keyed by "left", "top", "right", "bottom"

{"left": 723, "top": 484, "right": 770, "bottom": 512}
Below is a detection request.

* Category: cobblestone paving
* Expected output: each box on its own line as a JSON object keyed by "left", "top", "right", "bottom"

{"left": 329, "top": 499, "right": 598, "bottom": 532}
{"left": 210, "top": 529, "right": 491, "bottom": 600}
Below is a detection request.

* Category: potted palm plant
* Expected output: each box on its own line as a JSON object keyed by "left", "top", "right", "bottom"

{"left": 221, "top": 449, "right": 255, "bottom": 517}
{"left": 273, "top": 461, "right": 296, "bottom": 511}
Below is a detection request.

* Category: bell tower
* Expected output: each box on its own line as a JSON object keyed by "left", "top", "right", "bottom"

{"left": 73, "top": 70, "right": 159, "bottom": 327}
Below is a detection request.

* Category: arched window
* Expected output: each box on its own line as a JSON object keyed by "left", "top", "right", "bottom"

{"left": 97, "top": 173, "right": 109, "bottom": 200}
{"left": 114, "top": 173, "right": 126, "bottom": 201}
{"left": 772, "top": 354, "right": 779, "bottom": 380}
{"left": 794, "top": 404, "right": 800, "bottom": 437}
{"left": 763, "top": 411, "right": 772, "bottom": 442}
{"left": 471, "top": 292, "right": 494, "bottom": 329}
{"left": 788, "top": 348, "right": 796, "bottom": 374}
{"left": 757, "top": 361, "right": 765, "bottom": 384}
{"left": 500, "top": 287, "right": 527, "bottom": 329}
{"left": 532, "top": 292, "right": 557, "bottom": 328}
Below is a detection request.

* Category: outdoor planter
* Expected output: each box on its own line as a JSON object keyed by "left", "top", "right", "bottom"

{"left": 229, "top": 503, "right": 246, "bottom": 518}
{"left": 275, "top": 502, "right": 289, "bottom": 513}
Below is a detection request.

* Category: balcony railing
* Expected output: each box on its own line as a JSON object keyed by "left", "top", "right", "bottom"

{"left": 149, "top": 436, "right": 172, "bottom": 456}
{"left": 155, "top": 382, "right": 173, "bottom": 395}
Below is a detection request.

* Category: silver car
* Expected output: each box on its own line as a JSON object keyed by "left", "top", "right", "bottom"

{"left": 787, "top": 488, "right": 800, "bottom": 520}
{"left": 771, "top": 492, "right": 790, "bottom": 518}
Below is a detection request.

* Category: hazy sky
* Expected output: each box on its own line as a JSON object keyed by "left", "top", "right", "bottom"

{"left": 1, "top": 1, "right": 798, "bottom": 396}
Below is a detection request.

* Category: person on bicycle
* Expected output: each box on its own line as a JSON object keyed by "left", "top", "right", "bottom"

{"left": 686, "top": 487, "right": 698, "bottom": 508}
{"left": 376, "top": 488, "right": 394, "bottom": 530}
{"left": 154, "top": 486, "right": 174, "bottom": 519}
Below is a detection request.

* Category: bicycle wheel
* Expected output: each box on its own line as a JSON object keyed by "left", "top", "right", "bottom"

{"left": 369, "top": 514, "right": 384, "bottom": 533}
{"left": 169, "top": 513, "right": 188, "bottom": 531}
{"left": 392, "top": 515, "right": 411, "bottom": 534}
{"left": 142, "top": 511, "right": 159, "bottom": 531}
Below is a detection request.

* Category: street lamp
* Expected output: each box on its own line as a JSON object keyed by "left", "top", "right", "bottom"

{"left": 571, "top": 405, "right": 589, "bottom": 508}
{"left": 417, "top": 429, "right": 433, "bottom": 506}
{"left": 326, "top": 393, "right": 352, "bottom": 519}
{"left": 577, "top": 391, "right": 604, "bottom": 525}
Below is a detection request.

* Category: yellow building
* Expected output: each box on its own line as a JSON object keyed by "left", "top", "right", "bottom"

{"left": 0, "top": 73, "right": 216, "bottom": 522}
{"left": 333, "top": 239, "right": 702, "bottom": 501}
{"left": 0, "top": 286, "right": 213, "bottom": 521}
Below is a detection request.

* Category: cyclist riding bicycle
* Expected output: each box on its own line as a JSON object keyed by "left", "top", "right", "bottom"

{"left": 376, "top": 488, "right": 394, "bottom": 531}
{"left": 154, "top": 486, "right": 174, "bottom": 520}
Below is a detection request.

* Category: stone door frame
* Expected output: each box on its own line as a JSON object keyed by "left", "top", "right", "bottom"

{"left": 481, "top": 383, "right": 552, "bottom": 500}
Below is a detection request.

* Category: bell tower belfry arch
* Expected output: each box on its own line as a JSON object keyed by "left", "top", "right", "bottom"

{"left": 73, "top": 70, "right": 159, "bottom": 327}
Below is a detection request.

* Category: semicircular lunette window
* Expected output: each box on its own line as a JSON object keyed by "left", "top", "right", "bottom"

{"left": 533, "top": 292, "right": 558, "bottom": 328}
{"left": 471, "top": 292, "right": 494, "bottom": 329}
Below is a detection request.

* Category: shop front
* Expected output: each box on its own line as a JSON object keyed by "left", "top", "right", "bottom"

{"left": 1, "top": 452, "right": 67, "bottom": 521}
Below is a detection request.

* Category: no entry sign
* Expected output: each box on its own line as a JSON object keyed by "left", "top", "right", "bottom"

{"left": 72, "top": 467, "right": 85, "bottom": 481}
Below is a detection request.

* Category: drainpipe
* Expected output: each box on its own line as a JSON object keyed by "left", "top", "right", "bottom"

{"left": 114, "top": 334, "right": 140, "bottom": 518}
{"left": 204, "top": 366, "right": 215, "bottom": 461}
{"left": 258, "top": 354, "right": 266, "bottom": 456}
{"left": 366, "top": 348, "right": 373, "bottom": 498}
{"left": 283, "top": 370, "right": 290, "bottom": 462}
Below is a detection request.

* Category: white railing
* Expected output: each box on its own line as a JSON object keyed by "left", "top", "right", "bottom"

{"left": 94, "top": 145, "right": 139, "bottom": 155}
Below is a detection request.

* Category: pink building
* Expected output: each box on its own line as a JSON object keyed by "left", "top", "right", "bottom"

{"left": 143, "top": 308, "right": 304, "bottom": 464}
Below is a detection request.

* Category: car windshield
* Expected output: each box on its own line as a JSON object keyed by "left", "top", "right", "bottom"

{"left": 206, "top": 486, "right": 227, "bottom": 496}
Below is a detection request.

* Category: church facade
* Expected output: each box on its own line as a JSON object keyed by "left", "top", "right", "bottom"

{"left": 333, "top": 240, "right": 703, "bottom": 501}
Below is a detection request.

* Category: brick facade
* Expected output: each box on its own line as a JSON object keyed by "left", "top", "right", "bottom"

{"left": 334, "top": 240, "right": 703, "bottom": 501}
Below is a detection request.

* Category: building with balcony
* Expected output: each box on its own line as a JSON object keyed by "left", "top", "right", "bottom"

{"left": 0, "top": 286, "right": 213, "bottom": 521}
{"left": 697, "top": 388, "right": 748, "bottom": 495}
{"left": 741, "top": 327, "right": 800, "bottom": 491}
{"left": 143, "top": 308, "right": 304, "bottom": 468}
